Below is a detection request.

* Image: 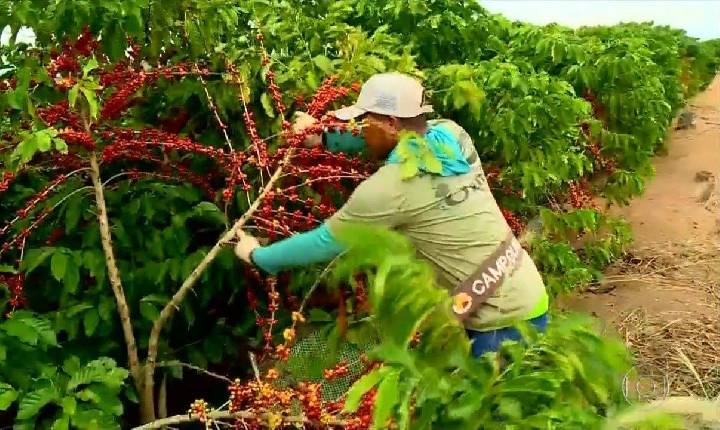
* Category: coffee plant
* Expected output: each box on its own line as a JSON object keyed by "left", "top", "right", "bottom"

{"left": 1, "top": 0, "right": 719, "bottom": 428}
{"left": 0, "top": 311, "right": 129, "bottom": 429}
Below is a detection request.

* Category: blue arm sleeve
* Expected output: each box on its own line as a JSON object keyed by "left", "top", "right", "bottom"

{"left": 324, "top": 130, "right": 366, "bottom": 155}
{"left": 250, "top": 223, "right": 346, "bottom": 275}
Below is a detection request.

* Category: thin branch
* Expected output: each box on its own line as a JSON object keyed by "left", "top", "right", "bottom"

{"left": 279, "top": 174, "right": 365, "bottom": 193}
{"left": 299, "top": 257, "right": 340, "bottom": 314}
{"left": 249, "top": 352, "right": 261, "bottom": 382}
{"left": 236, "top": 77, "right": 268, "bottom": 186}
{"left": 102, "top": 171, "right": 138, "bottom": 187}
{"left": 156, "top": 360, "right": 233, "bottom": 383}
{"left": 131, "top": 409, "right": 329, "bottom": 430}
{"left": 48, "top": 186, "right": 93, "bottom": 212}
{"left": 18, "top": 237, "right": 26, "bottom": 262}
{"left": 194, "top": 62, "right": 235, "bottom": 154}
{"left": 142, "top": 149, "right": 296, "bottom": 422}
{"left": 158, "top": 373, "right": 168, "bottom": 419}
{"left": 0, "top": 167, "right": 90, "bottom": 236}
{"left": 88, "top": 152, "right": 142, "bottom": 391}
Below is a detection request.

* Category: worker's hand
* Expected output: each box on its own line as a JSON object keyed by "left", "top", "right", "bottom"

{"left": 234, "top": 229, "right": 261, "bottom": 264}
{"left": 293, "top": 111, "right": 322, "bottom": 148}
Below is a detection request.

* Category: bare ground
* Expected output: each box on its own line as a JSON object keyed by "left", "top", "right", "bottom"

{"left": 561, "top": 75, "right": 720, "bottom": 400}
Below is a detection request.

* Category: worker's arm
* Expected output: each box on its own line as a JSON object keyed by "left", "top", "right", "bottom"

{"left": 250, "top": 223, "right": 345, "bottom": 275}
{"left": 323, "top": 130, "right": 366, "bottom": 154}
{"left": 295, "top": 112, "right": 366, "bottom": 155}
{"left": 240, "top": 169, "right": 404, "bottom": 274}
{"left": 325, "top": 167, "right": 406, "bottom": 234}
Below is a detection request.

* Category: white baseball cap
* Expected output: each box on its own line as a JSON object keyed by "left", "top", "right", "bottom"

{"left": 333, "top": 72, "right": 434, "bottom": 121}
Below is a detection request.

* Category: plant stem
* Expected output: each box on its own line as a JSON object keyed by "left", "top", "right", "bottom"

{"left": 88, "top": 151, "right": 142, "bottom": 392}
{"left": 132, "top": 409, "right": 332, "bottom": 430}
{"left": 156, "top": 360, "right": 233, "bottom": 383}
{"left": 141, "top": 149, "right": 294, "bottom": 422}
{"left": 158, "top": 373, "right": 168, "bottom": 419}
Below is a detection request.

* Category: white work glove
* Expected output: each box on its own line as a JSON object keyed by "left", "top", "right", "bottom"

{"left": 234, "top": 229, "right": 261, "bottom": 264}
{"left": 293, "top": 111, "right": 322, "bottom": 148}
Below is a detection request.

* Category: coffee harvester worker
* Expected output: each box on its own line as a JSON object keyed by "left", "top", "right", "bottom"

{"left": 234, "top": 73, "right": 549, "bottom": 357}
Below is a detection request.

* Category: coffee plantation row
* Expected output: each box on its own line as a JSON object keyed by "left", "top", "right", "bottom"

{"left": 1, "top": 1, "right": 719, "bottom": 428}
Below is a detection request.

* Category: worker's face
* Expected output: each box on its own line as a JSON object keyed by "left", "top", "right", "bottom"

{"left": 362, "top": 113, "right": 400, "bottom": 160}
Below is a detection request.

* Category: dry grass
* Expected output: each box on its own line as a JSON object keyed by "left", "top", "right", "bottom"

{"left": 602, "top": 240, "right": 720, "bottom": 401}
{"left": 619, "top": 309, "right": 719, "bottom": 400}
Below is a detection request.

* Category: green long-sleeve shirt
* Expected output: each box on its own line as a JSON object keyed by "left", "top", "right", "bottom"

{"left": 326, "top": 119, "right": 548, "bottom": 331}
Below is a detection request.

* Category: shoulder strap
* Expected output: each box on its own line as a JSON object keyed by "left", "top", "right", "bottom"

{"left": 450, "top": 232, "right": 525, "bottom": 320}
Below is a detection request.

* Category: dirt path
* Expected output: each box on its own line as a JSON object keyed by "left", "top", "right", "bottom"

{"left": 562, "top": 75, "right": 720, "bottom": 398}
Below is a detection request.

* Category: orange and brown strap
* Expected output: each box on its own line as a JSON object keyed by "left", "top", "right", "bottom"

{"left": 451, "top": 232, "right": 524, "bottom": 320}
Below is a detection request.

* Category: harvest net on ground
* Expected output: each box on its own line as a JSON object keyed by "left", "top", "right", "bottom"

{"left": 274, "top": 328, "right": 379, "bottom": 402}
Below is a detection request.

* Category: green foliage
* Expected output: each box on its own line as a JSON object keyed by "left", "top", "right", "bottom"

{"left": 529, "top": 209, "right": 633, "bottom": 295}
{"left": 0, "top": 1, "right": 719, "bottom": 426}
{"left": 67, "top": 57, "right": 101, "bottom": 120}
{"left": 334, "top": 225, "right": 644, "bottom": 429}
{"left": 11, "top": 127, "right": 68, "bottom": 169}
{"left": 429, "top": 62, "right": 594, "bottom": 203}
{"left": 0, "top": 313, "right": 128, "bottom": 429}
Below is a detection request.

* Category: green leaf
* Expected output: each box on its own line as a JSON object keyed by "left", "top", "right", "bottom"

{"left": 75, "top": 388, "right": 99, "bottom": 403}
{"left": 83, "top": 310, "right": 100, "bottom": 337}
{"left": 54, "top": 138, "right": 68, "bottom": 153}
{"left": 139, "top": 294, "right": 169, "bottom": 305}
{"left": 82, "top": 58, "right": 99, "bottom": 78}
{"left": 305, "top": 69, "right": 319, "bottom": 90}
{"left": 65, "top": 195, "right": 84, "bottom": 233}
{"left": 61, "top": 396, "right": 77, "bottom": 415}
{"left": 80, "top": 87, "right": 98, "bottom": 120}
{"left": 0, "top": 264, "right": 17, "bottom": 274}
{"left": 27, "top": 95, "right": 37, "bottom": 120}
{"left": 17, "top": 386, "right": 58, "bottom": 420}
{"left": 82, "top": 250, "right": 104, "bottom": 279}
{"left": 497, "top": 397, "right": 522, "bottom": 419}
{"left": 372, "top": 370, "right": 399, "bottom": 429}
{"left": 72, "top": 408, "right": 119, "bottom": 429}
{"left": 63, "top": 356, "right": 82, "bottom": 375}
{"left": 68, "top": 358, "right": 126, "bottom": 391}
{"left": 88, "top": 385, "right": 124, "bottom": 415}
{"left": 12, "top": 132, "right": 38, "bottom": 165}
{"left": 36, "top": 130, "right": 52, "bottom": 151}
{"left": 260, "top": 93, "right": 275, "bottom": 118}
{"left": 344, "top": 367, "right": 387, "bottom": 412}
{"left": 1, "top": 318, "right": 38, "bottom": 345}
{"left": 51, "top": 415, "right": 70, "bottom": 430}
{"left": 104, "top": 21, "right": 125, "bottom": 60}
{"left": 51, "top": 252, "right": 69, "bottom": 282}
{"left": 124, "top": 385, "right": 139, "bottom": 404}
{"left": 451, "top": 86, "right": 467, "bottom": 110}
{"left": 126, "top": 9, "right": 144, "bottom": 34}
{"left": 8, "top": 88, "right": 26, "bottom": 111}
{"left": 139, "top": 301, "right": 159, "bottom": 322}
{"left": 0, "top": 383, "right": 18, "bottom": 410}
{"left": 68, "top": 85, "right": 79, "bottom": 108}
{"left": 63, "top": 259, "right": 80, "bottom": 294}
{"left": 98, "top": 297, "right": 115, "bottom": 322}
{"left": 188, "top": 348, "right": 208, "bottom": 369}
{"left": 308, "top": 308, "right": 333, "bottom": 322}
{"left": 203, "top": 336, "right": 225, "bottom": 364}
{"left": 312, "top": 54, "right": 333, "bottom": 74}
{"left": 11, "top": 313, "right": 57, "bottom": 346}
{"left": 191, "top": 202, "right": 226, "bottom": 226}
